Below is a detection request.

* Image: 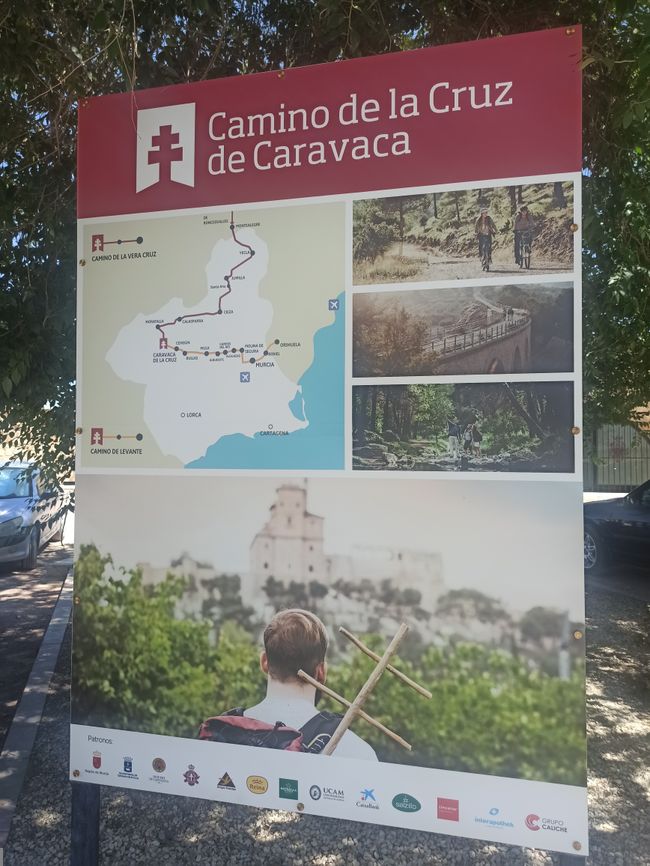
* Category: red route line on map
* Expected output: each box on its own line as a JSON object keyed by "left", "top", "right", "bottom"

{"left": 155, "top": 211, "right": 271, "bottom": 360}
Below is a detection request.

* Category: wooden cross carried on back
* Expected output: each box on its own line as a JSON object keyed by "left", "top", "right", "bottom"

{"left": 297, "top": 622, "right": 431, "bottom": 755}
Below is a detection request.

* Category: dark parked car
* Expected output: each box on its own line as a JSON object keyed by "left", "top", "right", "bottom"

{"left": 583, "top": 480, "right": 650, "bottom": 572}
{"left": 0, "top": 464, "right": 69, "bottom": 571}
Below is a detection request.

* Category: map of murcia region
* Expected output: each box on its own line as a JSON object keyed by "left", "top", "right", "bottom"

{"left": 80, "top": 202, "right": 345, "bottom": 470}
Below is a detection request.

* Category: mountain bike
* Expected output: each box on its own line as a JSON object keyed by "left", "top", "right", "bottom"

{"left": 515, "top": 230, "right": 533, "bottom": 269}
{"left": 478, "top": 235, "right": 492, "bottom": 272}
{"left": 521, "top": 230, "right": 533, "bottom": 269}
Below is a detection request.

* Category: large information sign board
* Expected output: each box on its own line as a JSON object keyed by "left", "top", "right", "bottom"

{"left": 73, "top": 27, "right": 587, "bottom": 856}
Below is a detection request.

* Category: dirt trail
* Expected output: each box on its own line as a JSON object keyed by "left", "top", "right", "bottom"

{"left": 359, "top": 242, "right": 572, "bottom": 283}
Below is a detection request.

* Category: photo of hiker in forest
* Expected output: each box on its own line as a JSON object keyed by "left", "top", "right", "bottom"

{"left": 352, "top": 283, "right": 573, "bottom": 377}
{"left": 353, "top": 181, "right": 574, "bottom": 284}
{"left": 352, "top": 381, "right": 575, "bottom": 473}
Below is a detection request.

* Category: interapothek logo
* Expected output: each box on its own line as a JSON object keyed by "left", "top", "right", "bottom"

{"left": 136, "top": 103, "right": 196, "bottom": 193}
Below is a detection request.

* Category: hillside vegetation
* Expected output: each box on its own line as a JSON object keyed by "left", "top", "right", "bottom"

{"left": 353, "top": 182, "right": 574, "bottom": 282}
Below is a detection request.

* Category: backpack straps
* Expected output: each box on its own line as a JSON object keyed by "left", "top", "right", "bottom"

{"left": 299, "top": 711, "right": 343, "bottom": 755}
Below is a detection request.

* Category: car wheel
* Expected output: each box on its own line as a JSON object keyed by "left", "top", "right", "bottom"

{"left": 21, "top": 526, "right": 40, "bottom": 571}
{"left": 584, "top": 525, "right": 604, "bottom": 573}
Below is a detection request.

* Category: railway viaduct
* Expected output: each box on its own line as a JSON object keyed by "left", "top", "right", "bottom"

{"left": 433, "top": 316, "right": 531, "bottom": 375}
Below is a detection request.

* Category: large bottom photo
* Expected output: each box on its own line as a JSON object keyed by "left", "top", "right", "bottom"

{"left": 72, "top": 475, "right": 586, "bottom": 788}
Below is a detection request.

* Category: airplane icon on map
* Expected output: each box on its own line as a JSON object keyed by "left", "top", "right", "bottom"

{"left": 240, "top": 372, "right": 250, "bottom": 383}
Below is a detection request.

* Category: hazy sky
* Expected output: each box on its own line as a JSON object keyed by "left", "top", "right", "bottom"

{"left": 76, "top": 475, "right": 584, "bottom": 619}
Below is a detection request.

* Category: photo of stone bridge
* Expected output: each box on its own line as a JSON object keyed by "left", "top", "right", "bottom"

{"left": 352, "top": 282, "right": 573, "bottom": 378}
{"left": 425, "top": 289, "right": 531, "bottom": 375}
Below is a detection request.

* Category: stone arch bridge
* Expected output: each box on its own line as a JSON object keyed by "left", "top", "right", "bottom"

{"left": 429, "top": 313, "right": 531, "bottom": 375}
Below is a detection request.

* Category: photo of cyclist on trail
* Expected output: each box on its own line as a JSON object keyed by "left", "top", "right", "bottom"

{"left": 475, "top": 205, "right": 497, "bottom": 271}
{"left": 514, "top": 204, "right": 536, "bottom": 269}
{"left": 353, "top": 180, "right": 574, "bottom": 284}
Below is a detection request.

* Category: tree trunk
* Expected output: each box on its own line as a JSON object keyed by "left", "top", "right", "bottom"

{"left": 433, "top": 192, "right": 438, "bottom": 218}
{"left": 552, "top": 181, "right": 567, "bottom": 208}
{"left": 502, "top": 384, "right": 547, "bottom": 438}
{"left": 508, "top": 186, "right": 517, "bottom": 214}
{"left": 357, "top": 386, "right": 369, "bottom": 444}
{"left": 398, "top": 198, "right": 404, "bottom": 257}
{"left": 370, "top": 385, "right": 378, "bottom": 431}
{"left": 454, "top": 191, "right": 461, "bottom": 223}
{"left": 383, "top": 388, "right": 395, "bottom": 434}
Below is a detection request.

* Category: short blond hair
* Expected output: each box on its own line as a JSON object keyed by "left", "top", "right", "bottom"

{"left": 263, "top": 609, "right": 329, "bottom": 682}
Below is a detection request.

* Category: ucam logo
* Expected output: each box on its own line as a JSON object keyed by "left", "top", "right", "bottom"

{"left": 136, "top": 103, "right": 196, "bottom": 192}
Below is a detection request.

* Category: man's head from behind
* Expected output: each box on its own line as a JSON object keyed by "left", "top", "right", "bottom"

{"left": 261, "top": 609, "right": 329, "bottom": 684}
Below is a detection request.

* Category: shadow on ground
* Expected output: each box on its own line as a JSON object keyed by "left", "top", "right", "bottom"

{"left": 0, "top": 544, "right": 72, "bottom": 750}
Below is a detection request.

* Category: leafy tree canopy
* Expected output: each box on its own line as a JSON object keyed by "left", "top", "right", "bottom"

{"left": 2, "top": 1, "right": 649, "bottom": 478}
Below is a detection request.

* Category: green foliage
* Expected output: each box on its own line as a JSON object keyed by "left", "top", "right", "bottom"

{"left": 353, "top": 183, "right": 574, "bottom": 277}
{"left": 352, "top": 199, "right": 398, "bottom": 261}
{"left": 520, "top": 606, "right": 565, "bottom": 642}
{"left": 354, "top": 382, "right": 573, "bottom": 465}
{"left": 1, "top": 4, "right": 649, "bottom": 462}
{"left": 353, "top": 294, "right": 438, "bottom": 377}
{"left": 73, "top": 544, "right": 265, "bottom": 736}
{"left": 201, "top": 573, "right": 257, "bottom": 632}
{"left": 325, "top": 642, "right": 586, "bottom": 786}
{"left": 73, "top": 545, "right": 585, "bottom": 784}
{"left": 435, "top": 589, "right": 511, "bottom": 625}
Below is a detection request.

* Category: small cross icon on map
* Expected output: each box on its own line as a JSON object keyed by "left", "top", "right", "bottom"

{"left": 240, "top": 372, "right": 250, "bottom": 383}
{"left": 328, "top": 299, "right": 339, "bottom": 311}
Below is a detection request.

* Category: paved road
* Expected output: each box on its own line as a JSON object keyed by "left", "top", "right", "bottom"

{"left": 585, "top": 562, "right": 650, "bottom": 602}
{"left": 0, "top": 542, "right": 73, "bottom": 751}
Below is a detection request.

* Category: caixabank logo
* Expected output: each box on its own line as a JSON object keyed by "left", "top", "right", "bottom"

{"left": 135, "top": 103, "right": 196, "bottom": 192}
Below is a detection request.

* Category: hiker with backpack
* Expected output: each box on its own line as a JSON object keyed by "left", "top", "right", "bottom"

{"left": 199, "top": 608, "right": 378, "bottom": 760}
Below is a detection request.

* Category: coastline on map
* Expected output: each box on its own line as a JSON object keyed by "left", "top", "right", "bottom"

{"left": 188, "top": 290, "right": 345, "bottom": 469}
{"left": 352, "top": 381, "right": 575, "bottom": 474}
{"left": 79, "top": 200, "right": 346, "bottom": 470}
{"left": 352, "top": 283, "right": 574, "bottom": 377}
{"left": 352, "top": 180, "right": 574, "bottom": 284}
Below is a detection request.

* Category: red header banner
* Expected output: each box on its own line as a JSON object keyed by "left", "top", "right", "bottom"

{"left": 78, "top": 27, "right": 581, "bottom": 218}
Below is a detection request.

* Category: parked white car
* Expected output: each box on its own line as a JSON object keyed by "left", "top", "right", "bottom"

{"left": 0, "top": 464, "right": 69, "bottom": 570}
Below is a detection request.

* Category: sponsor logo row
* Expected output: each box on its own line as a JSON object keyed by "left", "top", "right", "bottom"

{"left": 74, "top": 750, "right": 567, "bottom": 833}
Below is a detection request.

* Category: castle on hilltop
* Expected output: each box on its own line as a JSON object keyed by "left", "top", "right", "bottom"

{"left": 140, "top": 483, "right": 444, "bottom": 625}
{"left": 247, "top": 483, "right": 443, "bottom": 610}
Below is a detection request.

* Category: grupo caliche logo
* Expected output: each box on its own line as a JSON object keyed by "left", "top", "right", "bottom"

{"left": 525, "top": 814, "right": 567, "bottom": 833}
{"left": 136, "top": 104, "right": 196, "bottom": 192}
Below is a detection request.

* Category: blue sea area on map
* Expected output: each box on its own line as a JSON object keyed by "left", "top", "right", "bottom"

{"left": 187, "top": 292, "right": 344, "bottom": 469}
